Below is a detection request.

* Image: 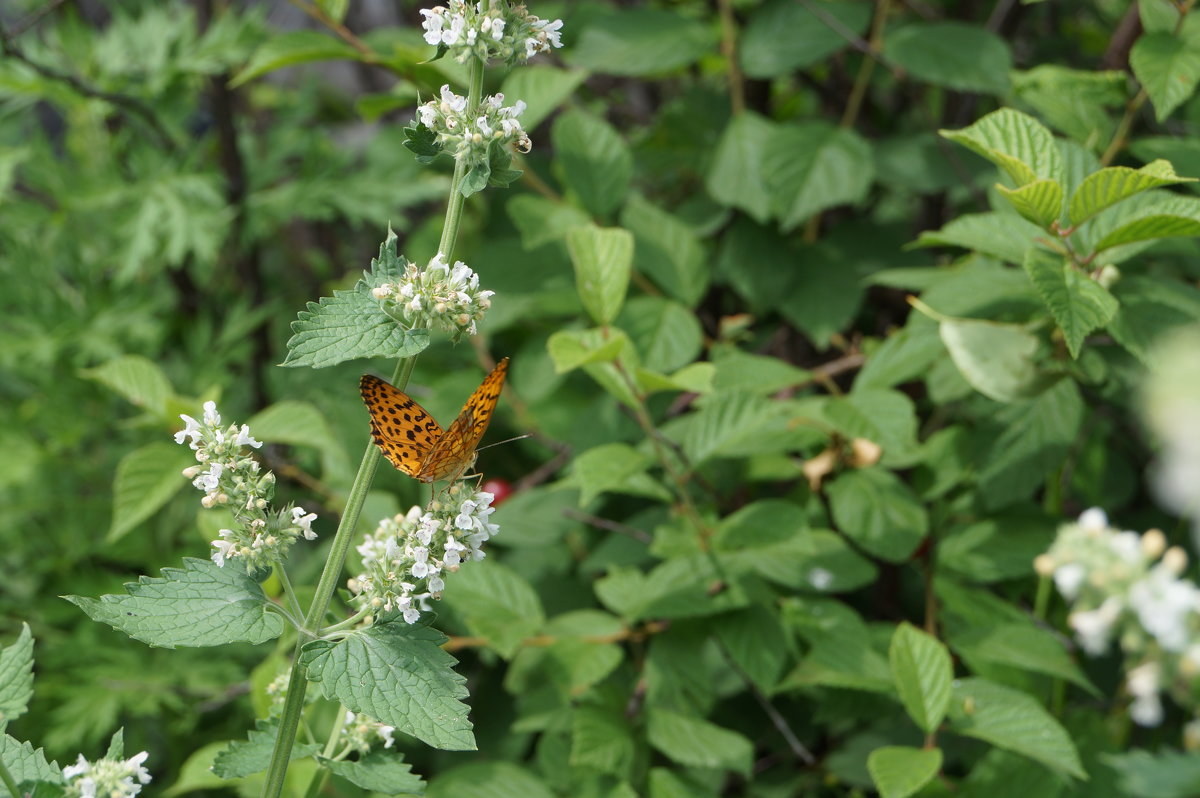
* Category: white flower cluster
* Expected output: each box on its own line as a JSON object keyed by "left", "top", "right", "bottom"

{"left": 371, "top": 250, "right": 494, "bottom": 341}
{"left": 417, "top": 84, "right": 531, "bottom": 163}
{"left": 175, "top": 401, "right": 318, "bottom": 572}
{"left": 420, "top": 1, "right": 563, "bottom": 65}
{"left": 62, "top": 751, "right": 151, "bottom": 798}
{"left": 341, "top": 710, "right": 397, "bottom": 753}
{"left": 1037, "top": 508, "right": 1200, "bottom": 731}
{"left": 349, "top": 484, "right": 499, "bottom": 623}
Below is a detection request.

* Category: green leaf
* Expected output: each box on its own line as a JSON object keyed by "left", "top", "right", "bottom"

{"left": 212, "top": 717, "right": 321, "bottom": 779}
{"left": 783, "top": 601, "right": 893, "bottom": 693}
{"left": 889, "top": 623, "right": 953, "bottom": 733}
{"left": 867, "top": 746, "right": 943, "bottom": 798}
{"left": 596, "top": 556, "right": 750, "bottom": 622}
{"left": 996, "top": 178, "right": 1063, "bottom": 229}
{"left": 1104, "top": 748, "right": 1200, "bottom": 798}
{"left": 245, "top": 400, "right": 338, "bottom": 454}
{"left": 885, "top": 22, "right": 1011, "bottom": 94}
{"left": 507, "top": 611, "right": 624, "bottom": 698}
{"left": 675, "top": 392, "right": 787, "bottom": 464}
{"left": 1130, "top": 29, "right": 1200, "bottom": 121}
{"left": 546, "top": 328, "right": 631, "bottom": 373}
{"left": 764, "top": 121, "right": 873, "bottom": 231}
{"left": 563, "top": 443, "right": 668, "bottom": 506}
{"left": 619, "top": 296, "right": 703, "bottom": 373}
{"left": 910, "top": 211, "right": 1045, "bottom": 265}
{"left": 282, "top": 233, "right": 429, "bottom": 368}
{"left": 1090, "top": 195, "right": 1200, "bottom": 252}
{"left": 646, "top": 709, "right": 753, "bottom": 776}
{"left": 301, "top": 620, "right": 474, "bottom": 751}
{"left": 933, "top": 310, "right": 1053, "bottom": 403}
{"left": 323, "top": 751, "right": 425, "bottom": 795}
{"left": 1140, "top": 0, "right": 1183, "bottom": 33}
{"left": 231, "top": 30, "right": 361, "bottom": 87}
{"left": 855, "top": 322, "right": 943, "bottom": 391}
{"left": 1010, "top": 66, "right": 1126, "bottom": 147}
{"left": 0, "top": 624, "right": 33, "bottom": 723}
{"left": 706, "top": 111, "right": 775, "bottom": 223}
{"left": 570, "top": 705, "right": 635, "bottom": 776}
{"left": 740, "top": 0, "right": 872, "bottom": 78}
{"left": 941, "top": 108, "right": 1062, "bottom": 186}
{"left": 109, "top": 443, "right": 196, "bottom": 542}
{"left": 552, "top": 109, "right": 632, "bottom": 217}
{"left": 1068, "top": 161, "right": 1196, "bottom": 226}
{"left": 1109, "top": 275, "right": 1200, "bottom": 361}
{"left": 948, "top": 623, "right": 1098, "bottom": 696}
{"left": 499, "top": 67, "right": 588, "bottom": 133}
{"left": 637, "top": 363, "right": 714, "bottom": 396}
{"left": 826, "top": 388, "right": 921, "bottom": 468}
{"left": 619, "top": 195, "right": 708, "bottom": 307}
{"left": 569, "top": 9, "right": 714, "bottom": 76}
{"left": 977, "top": 380, "right": 1084, "bottom": 509}
{"left": 566, "top": 225, "right": 633, "bottom": 325}
{"left": 443, "top": 561, "right": 545, "bottom": 659}
{"left": 64, "top": 558, "right": 285, "bottom": 648}
{"left": 427, "top": 762, "right": 553, "bottom": 798}
{"left": 0, "top": 733, "right": 61, "bottom": 797}
{"left": 827, "top": 468, "right": 928, "bottom": 562}
{"left": 1023, "top": 249, "right": 1118, "bottom": 358}
{"left": 946, "top": 678, "right": 1086, "bottom": 780}
{"left": 82, "top": 355, "right": 173, "bottom": 417}
{"left": 714, "top": 605, "right": 788, "bottom": 693}
{"left": 711, "top": 347, "right": 811, "bottom": 394}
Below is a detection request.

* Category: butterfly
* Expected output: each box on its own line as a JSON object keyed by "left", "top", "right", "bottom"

{"left": 360, "top": 358, "right": 508, "bottom": 483}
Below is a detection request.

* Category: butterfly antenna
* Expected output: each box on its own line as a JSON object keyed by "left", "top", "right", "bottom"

{"left": 476, "top": 433, "right": 532, "bottom": 452}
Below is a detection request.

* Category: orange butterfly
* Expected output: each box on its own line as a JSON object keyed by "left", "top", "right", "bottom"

{"left": 360, "top": 358, "right": 508, "bottom": 483}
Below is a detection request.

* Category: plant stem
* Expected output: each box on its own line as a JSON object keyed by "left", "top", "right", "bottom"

{"left": 437, "top": 59, "right": 485, "bottom": 262}
{"left": 0, "top": 759, "right": 20, "bottom": 798}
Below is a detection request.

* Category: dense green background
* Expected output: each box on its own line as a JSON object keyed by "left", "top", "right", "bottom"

{"left": 4, "top": 0, "right": 1200, "bottom": 796}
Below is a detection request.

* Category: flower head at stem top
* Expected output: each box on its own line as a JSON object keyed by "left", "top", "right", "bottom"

{"left": 420, "top": 1, "right": 564, "bottom": 66}
{"left": 371, "top": 251, "right": 494, "bottom": 342}
{"left": 62, "top": 751, "right": 152, "bottom": 798}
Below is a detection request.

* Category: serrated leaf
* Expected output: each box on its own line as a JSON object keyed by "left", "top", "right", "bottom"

{"left": 1092, "top": 208, "right": 1200, "bottom": 252}
{"left": 1023, "top": 249, "right": 1118, "bottom": 358}
{"left": 82, "top": 355, "right": 173, "bottom": 417}
{"left": 948, "top": 623, "right": 1098, "bottom": 696}
{"left": 827, "top": 468, "right": 928, "bottom": 562}
{"left": 322, "top": 751, "right": 425, "bottom": 795}
{"left": 997, "top": 178, "right": 1063, "bottom": 229}
{"left": 64, "top": 558, "right": 285, "bottom": 648}
{"left": 301, "top": 620, "right": 474, "bottom": 751}
{"left": 706, "top": 111, "right": 775, "bottom": 223}
{"left": 552, "top": 110, "right": 631, "bottom": 217}
{"left": 231, "top": 31, "right": 361, "bottom": 87}
{"left": 941, "top": 108, "right": 1062, "bottom": 187}
{"left": 212, "top": 717, "right": 321, "bottom": 779}
{"left": 0, "top": 733, "right": 60, "bottom": 797}
{"left": 443, "top": 561, "right": 544, "bottom": 659}
{"left": 1068, "top": 161, "right": 1196, "bottom": 226}
{"left": 1130, "top": 29, "right": 1200, "bottom": 121}
{"left": 562, "top": 443, "right": 668, "bottom": 506}
{"left": 283, "top": 233, "right": 429, "bottom": 368}
{"left": 715, "top": 605, "right": 788, "bottom": 693}
{"left": 618, "top": 296, "right": 703, "bottom": 374}
{"left": 569, "top": 9, "right": 713, "bottom": 76}
{"left": 867, "top": 746, "right": 943, "bottom": 798}
{"left": 566, "top": 225, "right": 633, "bottom": 325}
{"left": 619, "top": 195, "right": 708, "bottom": 307}
{"left": 910, "top": 211, "right": 1045, "bottom": 265}
{"left": 675, "top": 392, "right": 781, "bottom": 464}
{"left": 0, "top": 625, "right": 33, "bottom": 723}
{"left": 570, "top": 705, "right": 635, "bottom": 776}
{"left": 885, "top": 22, "right": 1012, "bottom": 94}
{"left": 646, "top": 709, "right": 753, "bottom": 776}
{"left": 109, "top": 443, "right": 196, "bottom": 542}
{"left": 889, "top": 623, "right": 953, "bottom": 733}
{"left": 947, "top": 678, "right": 1086, "bottom": 779}
{"left": 764, "top": 121, "right": 873, "bottom": 231}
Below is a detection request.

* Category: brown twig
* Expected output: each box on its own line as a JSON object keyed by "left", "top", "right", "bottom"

{"left": 717, "top": 0, "right": 745, "bottom": 114}
{"left": 286, "top": 0, "right": 379, "bottom": 62}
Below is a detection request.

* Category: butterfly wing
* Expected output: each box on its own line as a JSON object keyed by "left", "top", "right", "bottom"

{"left": 360, "top": 374, "right": 445, "bottom": 479}
{"left": 421, "top": 357, "right": 509, "bottom": 482}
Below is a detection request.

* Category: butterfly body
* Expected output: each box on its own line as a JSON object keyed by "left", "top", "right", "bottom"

{"left": 361, "top": 358, "right": 508, "bottom": 483}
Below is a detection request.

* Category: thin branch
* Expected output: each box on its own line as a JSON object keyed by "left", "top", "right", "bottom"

{"left": 8, "top": 0, "right": 68, "bottom": 38}
{"left": 716, "top": 638, "right": 816, "bottom": 765}
{"left": 717, "top": 0, "right": 745, "bottom": 114}
{"left": 0, "top": 23, "right": 180, "bottom": 153}
{"left": 563, "top": 507, "right": 652, "bottom": 544}
{"left": 286, "top": 0, "right": 379, "bottom": 62}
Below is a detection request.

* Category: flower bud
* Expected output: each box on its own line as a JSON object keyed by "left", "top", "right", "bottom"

{"left": 1142, "top": 528, "right": 1167, "bottom": 559}
{"left": 1164, "top": 546, "right": 1189, "bottom": 575}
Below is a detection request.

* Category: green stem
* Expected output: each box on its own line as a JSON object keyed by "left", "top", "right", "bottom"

{"left": 260, "top": 57, "right": 484, "bottom": 798}
{"left": 436, "top": 59, "right": 485, "bottom": 262}
{"left": 276, "top": 563, "right": 305, "bottom": 624}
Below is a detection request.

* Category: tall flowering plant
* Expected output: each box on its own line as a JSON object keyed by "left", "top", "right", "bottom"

{"left": 47, "top": 4, "right": 563, "bottom": 798}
